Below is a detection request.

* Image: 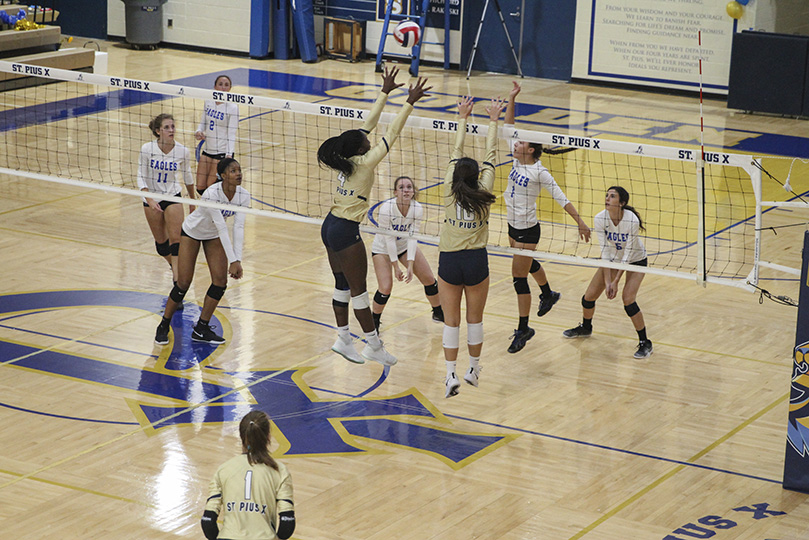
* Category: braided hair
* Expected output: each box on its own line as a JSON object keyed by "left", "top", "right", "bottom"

{"left": 317, "top": 129, "right": 367, "bottom": 177}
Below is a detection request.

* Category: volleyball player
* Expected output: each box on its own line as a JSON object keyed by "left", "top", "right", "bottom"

{"left": 195, "top": 75, "right": 239, "bottom": 194}
{"left": 563, "top": 186, "right": 653, "bottom": 359}
{"left": 503, "top": 82, "right": 591, "bottom": 353}
{"left": 317, "top": 66, "right": 430, "bottom": 367}
{"left": 371, "top": 175, "right": 443, "bottom": 331}
{"left": 138, "top": 113, "right": 196, "bottom": 284}
{"left": 155, "top": 157, "right": 249, "bottom": 346}
{"left": 439, "top": 95, "right": 506, "bottom": 398}
{"left": 201, "top": 410, "right": 295, "bottom": 540}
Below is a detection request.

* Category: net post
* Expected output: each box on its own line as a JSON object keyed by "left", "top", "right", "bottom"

{"left": 696, "top": 30, "right": 706, "bottom": 287}
{"left": 750, "top": 158, "right": 763, "bottom": 287}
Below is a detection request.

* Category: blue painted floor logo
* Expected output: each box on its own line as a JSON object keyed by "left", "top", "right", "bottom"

{"left": 0, "top": 290, "right": 515, "bottom": 469}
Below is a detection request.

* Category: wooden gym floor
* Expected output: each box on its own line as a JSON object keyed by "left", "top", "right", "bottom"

{"left": 0, "top": 40, "right": 808, "bottom": 539}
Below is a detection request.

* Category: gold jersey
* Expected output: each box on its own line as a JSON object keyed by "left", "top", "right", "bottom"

{"left": 205, "top": 454, "right": 294, "bottom": 540}
{"left": 329, "top": 93, "right": 415, "bottom": 223}
{"left": 438, "top": 118, "right": 499, "bottom": 252}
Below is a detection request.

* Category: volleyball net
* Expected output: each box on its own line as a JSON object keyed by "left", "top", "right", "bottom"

{"left": 0, "top": 60, "right": 806, "bottom": 289}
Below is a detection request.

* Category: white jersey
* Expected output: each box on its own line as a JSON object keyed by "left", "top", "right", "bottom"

{"left": 137, "top": 140, "right": 192, "bottom": 197}
{"left": 197, "top": 100, "right": 239, "bottom": 156}
{"left": 371, "top": 198, "right": 423, "bottom": 261}
{"left": 594, "top": 208, "right": 647, "bottom": 264}
{"left": 504, "top": 125, "right": 569, "bottom": 229}
{"left": 182, "top": 182, "right": 250, "bottom": 263}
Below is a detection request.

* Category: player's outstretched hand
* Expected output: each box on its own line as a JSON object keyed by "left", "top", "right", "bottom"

{"left": 457, "top": 96, "right": 474, "bottom": 119}
{"left": 406, "top": 77, "right": 431, "bottom": 105}
{"left": 486, "top": 96, "right": 506, "bottom": 121}
{"left": 381, "top": 66, "right": 404, "bottom": 94}
{"left": 509, "top": 81, "right": 521, "bottom": 100}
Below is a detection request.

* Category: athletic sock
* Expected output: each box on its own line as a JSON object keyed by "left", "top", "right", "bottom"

{"left": 518, "top": 316, "right": 529, "bottom": 331}
{"left": 364, "top": 330, "right": 382, "bottom": 349}
{"left": 337, "top": 325, "right": 351, "bottom": 343}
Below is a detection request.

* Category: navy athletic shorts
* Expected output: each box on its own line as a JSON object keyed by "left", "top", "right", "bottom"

{"left": 321, "top": 212, "right": 362, "bottom": 252}
{"left": 143, "top": 192, "right": 181, "bottom": 210}
{"left": 438, "top": 248, "right": 489, "bottom": 286}
{"left": 508, "top": 223, "right": 541, "bottom": 244}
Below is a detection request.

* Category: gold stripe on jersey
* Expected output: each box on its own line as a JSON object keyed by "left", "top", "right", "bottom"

{"left": 329, "top": 93, "right": 415, "bottom": 223}
{"left": 205, "top": 454, "right": 294, "bottom": 540}
{"left": 438, "top": 119, "right": 499, "bottom": 253}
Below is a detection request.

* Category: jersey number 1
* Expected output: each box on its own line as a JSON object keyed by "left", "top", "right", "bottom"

{"left": 244, "top": 470, "right": 253, "bottom": 500}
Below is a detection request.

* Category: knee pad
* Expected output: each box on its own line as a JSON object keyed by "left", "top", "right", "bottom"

{"left": 442, "top": 325, "right": 460, "bottom": 349}
{"left": 155, "top": 240, "right": 171, "bottom": 257}
{"left": 170, "top": 242, "right": 180, "bottom": 256}
{"left": 582, "top": 296, "right": 595, "bottom": 309}
{"left": 512, "top": 277, "right": 530, "bottom": 295}
{"left": 424, "top": 281, "right": 439, "bottom": 297}
{"left": 351, "top": 291, "right": 370, "bottom": 310}
{"left": 624, "top": 302, "right": 640, "bottom": 317}
{"left": 529, "top": 260, "right": 541, "bottom": 274}
{"left": 169, "top": 285, "right": 188, "bottom": 303}
{"left": 374, "top": 291, "right": 390, "bottom": 305}
{"left": 467, "top": 322, "right": 484, "bottom": 345}
{"left": 207, "top": 284, "right": 226, "bottom": 301}
{"left": 333, "top": 288, "right": 350, "bottom": 308}
{"left": 333, "top": 272, "right": 349, "bottom": 291}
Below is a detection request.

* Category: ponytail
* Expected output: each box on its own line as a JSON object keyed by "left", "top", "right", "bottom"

{"left": 239, "top": 410, "right": 278, "bottom": 470}
{"left": 451, "top": 157, "right": 496, "bottom": 217}
{"left": 317, "top": 129, "right": 366, "bottom": 177}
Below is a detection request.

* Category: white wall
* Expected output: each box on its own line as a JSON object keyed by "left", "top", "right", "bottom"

{"left": 752, "top": 0, "right": 809, "bottom": 34}
{"left": 109, "top": 0, "right": 252, "bottom": 53}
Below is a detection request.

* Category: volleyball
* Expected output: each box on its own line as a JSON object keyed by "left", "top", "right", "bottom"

{"left": 393, "top": 20, "right": 420, "bottom": 48}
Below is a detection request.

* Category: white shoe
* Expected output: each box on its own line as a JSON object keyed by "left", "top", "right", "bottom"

{"left": 463, "top": 366, "right": 481, "bottom": 387}
{"left": 361, "top": 342, "right": 397, "bottom": 366}
{"left": 445, "top": 373, "right": 460, "bottom": 398}
{"left": 332, "top": 337, "right": 364, "bottom": 364}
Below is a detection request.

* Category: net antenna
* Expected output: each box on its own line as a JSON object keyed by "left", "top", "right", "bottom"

{"left": 465, "top": 0, "right": 524, "bottom": 79}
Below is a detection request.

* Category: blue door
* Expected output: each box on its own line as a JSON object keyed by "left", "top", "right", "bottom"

{"left": 461, "top": 0, "right": 575, "bottom": 80}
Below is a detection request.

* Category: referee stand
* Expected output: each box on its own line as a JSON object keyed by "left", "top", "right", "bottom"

{"left": 375, "top": 0, "right": 450, "bottom": 77}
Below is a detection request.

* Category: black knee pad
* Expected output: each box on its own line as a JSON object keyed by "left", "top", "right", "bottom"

{"left": 170, "top": 242, "right": 180, "bottom": 256}
{"left": 624, "top": 302, "right": 640, "bottom": 317}
{"left": 581, "top": 296, "right": 595, "bottom": 309}
{"left": 513, "top": 277, "right": 530, "bottom": 295}
{"left": 374, "top": 291, "right": 390, "bottom": 305}
{"left": 529, "top": 260, "right": 541, "bottom": 274}
{"left": 334, "top": 272, "right": 349, "bottom": 291}
{"left": 169, "top": 285, "right": 188, "bottom": 303}
{"left": 155, "top": 240, "right": 171, "bottom": 256}
{"left": 332, "top": 299, "right": 349, "bottom": 309}
{"left": 207, "top": 284, "right": 226, "bottom": 301}
{"left": 424, "top": 280, "right": 439, "bottom": 297}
